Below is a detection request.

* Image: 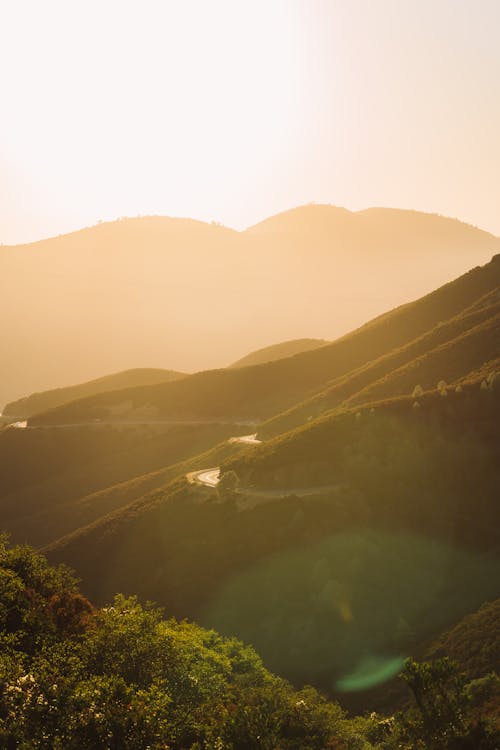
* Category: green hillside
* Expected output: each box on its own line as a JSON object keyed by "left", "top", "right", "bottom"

{"left": 0, "top": 537, "right": 375, "bottom": 749}
{"left": 1, "top": 258, "right": 497, "bottom": 720}
{"left": 426, "top": 599, "right": 500, "bottom": 680}
{"left": 261, "top": 292, "right": 500, "bottom": 436}
{"left": 2, "top": 368, "right": 185, "bottom": 418}
{"left": 44, "top": 381, "right": 500, "bottom": 708}
{"left": 230, "top": 338, "right": 330, "bottom": 368}
{"left": 6, "top": 537, "right": 497, "bottom": 748}
{"left": 0, "top": 422, "right": 246, "bottom": 547}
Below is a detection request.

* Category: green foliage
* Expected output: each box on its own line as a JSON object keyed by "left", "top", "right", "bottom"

{"left": 0, "top": 539, "right": 378, "bottom": 749}
{"left": 391, "top": 658, "right": 499, "bottom": 749}
{"left": 1, "top": 539, "right": 498, "bottom": 749}
{"left": 398, "top": 658, "right": 468, "bottom": 745}
{"left": 426, "top": 599, "right": 500, "bottom": 681}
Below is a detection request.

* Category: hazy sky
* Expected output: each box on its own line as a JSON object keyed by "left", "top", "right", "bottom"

{"left": 1, "top": 0, "right": 499, "bottom": 244}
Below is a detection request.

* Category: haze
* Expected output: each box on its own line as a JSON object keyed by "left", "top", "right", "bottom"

{"left": 1, "top": 0, "right": 500, "bottom": 244}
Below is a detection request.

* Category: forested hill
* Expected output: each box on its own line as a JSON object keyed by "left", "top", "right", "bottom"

{"left": 44, "top": 379, "right": 499, "bottom": 711}
{"left": 1, "top": 538, "right": 498, "bottom": 748}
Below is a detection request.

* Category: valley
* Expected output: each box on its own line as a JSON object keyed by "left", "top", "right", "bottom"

{"left": 3, "top": 6, "right": 499, "bottom": 745}
{"left": 1, "top": 249, "right": 497, "bottom": 729}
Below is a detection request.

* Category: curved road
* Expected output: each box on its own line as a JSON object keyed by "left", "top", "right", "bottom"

{"left": 188, "top": 467, "right": 221, "bottom": 487}
{"left": 187, "top": 433, "right": 342, "bottom": 500}
{"left": 188, "top": 434, "right": 261, "bottom": 488}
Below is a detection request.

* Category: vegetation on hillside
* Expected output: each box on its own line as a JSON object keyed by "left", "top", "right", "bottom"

{"left": 1, "top": 538, "right": 498, "bottom": 748}
{"left": 260, "top": 292, "right": 500, "bottom": 437}
{"left": 3, "top": 368, "right": 185, "bottom": 418}
{"left": 43, "top": 381, "right": 499, "bottom": 709}
{"left": 1, "top": 258, "right": 498, "bottom": 744}
{"left": 0, "top": 422, "right": 246, "bottom": 547}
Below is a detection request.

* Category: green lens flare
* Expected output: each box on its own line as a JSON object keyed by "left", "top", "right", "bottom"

{"left": 336, "top": 655, "right": 406, "bottom": 692}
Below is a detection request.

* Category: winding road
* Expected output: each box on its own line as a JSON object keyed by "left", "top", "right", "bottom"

{"left": 187, "top": 433, "right": 343, "bottom": 502}
{"left": 188, "top": 467, "right": 221, "bottom": 487}
{"left": 187, "top": 434, "right": 261, "bottom": 488}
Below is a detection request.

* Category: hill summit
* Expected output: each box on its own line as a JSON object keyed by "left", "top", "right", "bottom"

{"left": 1, "top": 206, "right": 498, "bottom": 408}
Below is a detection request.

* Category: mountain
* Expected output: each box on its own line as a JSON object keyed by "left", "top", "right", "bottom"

{"left": 2, "top": 367, "right": 185, "bottom": 418}
{"left": 33, "top": 257, "right": 500, "bottom": 710}
{"left": 260, "top": 287, "right": 500, "bottom": 436}
{"left": 0, "top": 421, "right": 248, "bottom": 548}
{"left": 3, "top": 256, "right": 496, "bottom": 552}
{"left": 1, "top": 255, "right": 497, "bottom": 710}
{"left": 44, "top": 382, "right": 500, "bottom": 707}
{"left": 229, "top": 338, "right": 329, "bottom": 368}
{"left": 2, "top": 206, "right": 498, "bottom": 407}
{"left": 28, "top": 254, "right": 500, "bottom": 427}
{"left": 426, "top": 599, "right": 500, "bottom": 681}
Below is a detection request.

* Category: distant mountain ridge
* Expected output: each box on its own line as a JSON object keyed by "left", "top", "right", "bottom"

{"left": 1, "top": 255, "right": 498, "bottom": 712}
{"left": 1, "top": 205, "right": 498, "bottom": 407}
{"left": 28, "top": 254, "right": 500, "bottom": 427}
{"left": 3, "top": 368, "right": 185, "bottom": 418}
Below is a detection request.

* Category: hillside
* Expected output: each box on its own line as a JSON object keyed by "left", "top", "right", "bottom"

{"left": 426, "top": 599, "right": 500, "bottom": 680}
{"left": 0, "top": 421, "right": 247, "bottom": 547}
{"left": 261, "top": 290, "right": 500, "bottom": 436}
{"left": 29, "top": 254, "right": 500, "bottom": 427}
{"left": 45, "top": 382, "right": 500, "bottom": 707}
{"left": 0, "top": 538, "right": 376, "bottom": 749}
{"left": 0, "top": 258, "right": 494, "bottom": 714}
{"left": 6, "top": 538, "right": 497, "bottom": 748}
{"left": 2, "top": 367, "right": 185, "bottom": 417}
{"left": 229, "top": 338, "right": 329, "bottom": 368}
{"left": 1, "top": 206, "right": 498, "bottom": 407}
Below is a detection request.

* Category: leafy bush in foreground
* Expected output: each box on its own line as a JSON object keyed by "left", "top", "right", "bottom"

{"left": 1, "top": 536, "right": 498, "bottom": 749}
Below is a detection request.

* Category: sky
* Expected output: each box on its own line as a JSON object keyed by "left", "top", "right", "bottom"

{"left": 1, "top": 0, "right": 499, "bottom": 244}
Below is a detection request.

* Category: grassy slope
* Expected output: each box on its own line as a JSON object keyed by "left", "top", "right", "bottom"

{"left": 229, "top": 338, "right": 330, "bottom": 368}
{"left": 29, "top": 255, "right": 500, "bottom": 426}
{"left": 426, "top": 598, "right": 500, "bottom": 679}
{"left": 223, "top": 374, "right": 500, "bottom": 493}
{"left": 3, "top": 368, "right": 185, "bottom": 417}
{"left": 6, "top": 258, "right": 497, "bottom": 554}
{"left": 261, "top": 293, "right": 500, "bottom": 436}
{"left": 43, "top": 385, "right": 499, "bottom": 713}
{"left": 0, "top": 422, "right": 246, "bottom": 547}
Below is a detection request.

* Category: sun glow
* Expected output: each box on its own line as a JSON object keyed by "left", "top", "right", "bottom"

{"left": 1, "top": 0, "right": 305, "bottom": 241}
{"left": 1, "top": 0, "right": 500, "bottom": 242}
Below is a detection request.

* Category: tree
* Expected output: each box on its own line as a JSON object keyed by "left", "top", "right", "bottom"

{"left": 216, "top": 471, "right": 240, "bottom": 502}
{"left": 394, "top": 658, "right": 499, "bottom": 749}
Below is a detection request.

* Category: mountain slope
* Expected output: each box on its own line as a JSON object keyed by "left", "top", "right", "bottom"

{"left": 0, "top": 421, "right": 244, "bottom": 547}
{"left": 229, "top": 338, "right": 329, "bottom": 368}
{"left": 45, "top": 384, "right": 500, "bottom": 706}
{"left": 3, "top": 367, "right": 185, "bottom": 417}
{"left": 29, "top": 254, "right": 500, "bottom": 427}
{"left": 2, "top": 206, "right": 498, "bottom": 407}
{"left": 260, "top": 290, "right": 500, "bottom": 436}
